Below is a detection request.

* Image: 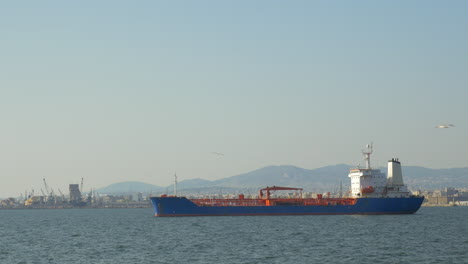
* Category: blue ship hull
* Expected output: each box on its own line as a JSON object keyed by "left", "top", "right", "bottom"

{"left": 150, "top": 196, "right": 425, "bottom": 217}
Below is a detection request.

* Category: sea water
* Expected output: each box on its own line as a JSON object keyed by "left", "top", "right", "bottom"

{"left": 1, "top": 207, "right": 467, "bottom": 264}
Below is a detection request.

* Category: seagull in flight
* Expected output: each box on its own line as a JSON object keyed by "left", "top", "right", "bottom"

{"left": 211, "top": 152, "right": 224, "bottom": 156}
{"left": 435, "top": 124, "right": 455, "bottom": 128}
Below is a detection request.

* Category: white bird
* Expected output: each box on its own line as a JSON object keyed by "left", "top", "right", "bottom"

{"left": 211, "top": 152, "right": 224, "bottom": 156}
{"left": 435, "top": 124, "right": 455, "bottom": 128}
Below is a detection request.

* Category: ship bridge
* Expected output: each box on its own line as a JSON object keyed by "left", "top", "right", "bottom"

{"left": 349, "top": 144, "right": 386, "bottom": 197}
{"left": 349, "top": 144, "right": 411, "bottom": 198}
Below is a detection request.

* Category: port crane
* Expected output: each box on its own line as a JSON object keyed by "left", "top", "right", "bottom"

{"left": 58, "top": 189, "right": 66, "bottom": 202}
{"left": 43, "top": 178, "right": 58, "bottom": 204}
{"left": 43, "top": 178, "right": 50, "bottom": 196}
{"left": 49, "top": 188, "right": 58, "bottom": 204}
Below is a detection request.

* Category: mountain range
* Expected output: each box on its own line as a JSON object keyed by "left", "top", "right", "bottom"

{"left": 95, "top": 164, "right": 468, "bottom": 194}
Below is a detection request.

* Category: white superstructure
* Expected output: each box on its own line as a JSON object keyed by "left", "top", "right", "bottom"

{"left": 348, "top": 144, "right": 410, "bottom": 198}
{"left": 385, "top": 158, "right": 409, "bottom": 196}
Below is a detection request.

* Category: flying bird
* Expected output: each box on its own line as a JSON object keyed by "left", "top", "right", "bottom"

{"left": 435, "top": 124, "right": 455, "bottom": 128}
{"left": 211, "top": 152, "right": 224, "bottom": 156}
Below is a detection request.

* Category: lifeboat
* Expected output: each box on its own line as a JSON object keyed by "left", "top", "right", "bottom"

{"left": 361, "top": 186, "right": 375, "bottom": 194}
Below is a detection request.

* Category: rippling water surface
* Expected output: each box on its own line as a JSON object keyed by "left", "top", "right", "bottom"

{"left": 1, "top": 207, "right": 467, "bottom": 263}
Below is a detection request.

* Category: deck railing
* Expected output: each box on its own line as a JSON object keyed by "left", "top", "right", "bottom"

{"left": 191, "top": 198, "right": 357, "bottom": 207}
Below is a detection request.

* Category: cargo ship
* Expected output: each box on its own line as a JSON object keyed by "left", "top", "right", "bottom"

{"left": 150, "top": 144, "right": 424, "bottom": 216}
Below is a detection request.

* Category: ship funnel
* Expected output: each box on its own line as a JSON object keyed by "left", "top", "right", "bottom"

{"left": 387, "top": 158, "right": 404, "bottom": 186}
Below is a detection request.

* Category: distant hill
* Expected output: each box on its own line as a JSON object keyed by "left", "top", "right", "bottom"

{"left": 402, "top": 166, "right": 468, "bottom": 190}
{"left": 210, "top": 164, "right": 351, "bottom": 190}
{"left": 96, "top": 181, "right": 164, "bottom": 194}
{"left": 95, "top": 165, "right": 468, "bottom": 194}
{"left": 176, "top": 178, "right": 213, "bottom": 189}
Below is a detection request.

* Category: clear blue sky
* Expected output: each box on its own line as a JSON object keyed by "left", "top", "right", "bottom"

{"left": 1, "top": 1, "right": 467, "bottom": 197}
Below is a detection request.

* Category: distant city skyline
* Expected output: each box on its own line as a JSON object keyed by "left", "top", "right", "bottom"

{"left": 1, "top": 1, "right": 467, "bottom": 197}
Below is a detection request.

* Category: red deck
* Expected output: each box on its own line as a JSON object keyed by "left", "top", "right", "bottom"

{"left": 191, "top": 197, "right": 357, "bottom": 207}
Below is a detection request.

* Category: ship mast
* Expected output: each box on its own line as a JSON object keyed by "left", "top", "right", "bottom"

{"left": 362, "top": 143, "right": 373, "bottom": 169}
{"left": 339, "top": 180, "right": 342, "bottom": 198}
{"left": 174, "top": 172, "right": 178, "bottom": 197}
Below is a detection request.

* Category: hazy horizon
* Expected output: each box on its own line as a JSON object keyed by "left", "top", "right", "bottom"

{"left": 1, "top": 1, "right": 467, "bottom": 197}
